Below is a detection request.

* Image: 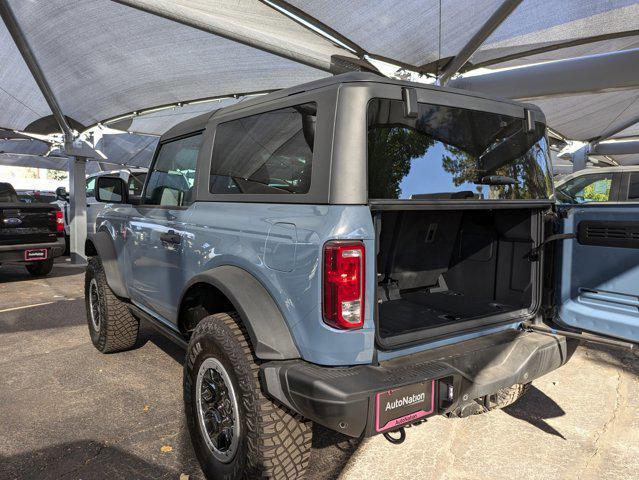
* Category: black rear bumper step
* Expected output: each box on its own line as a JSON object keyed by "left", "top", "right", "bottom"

{"left": 261, "top": 329, "right": 577, "bottom": 438}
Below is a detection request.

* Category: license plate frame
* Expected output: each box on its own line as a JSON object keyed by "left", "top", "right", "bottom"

{"left": 375, "top": 380, "right": 435, "bottom": 433}
{"left": 24, "top": 249, "right": 48, "bottom": 261}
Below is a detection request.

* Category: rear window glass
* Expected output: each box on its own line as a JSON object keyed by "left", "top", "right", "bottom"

{"left": 367, "top": 99, "right": 552, "bottom": 200}
{"left": 209, "top": 103, "right": 316, "bottom": 195}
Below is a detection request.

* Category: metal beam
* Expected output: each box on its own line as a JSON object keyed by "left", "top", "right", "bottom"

{"left": 590, "top": 139, "right": 639, "bottom": 156}
{"left": 0, "top": 1, "right": 73, "bottom": 139}
{"left": 112, "top": 0, "right": 365, "bottom": 74}
{"left": 571, "top": 145, "right": 589, "bottom": 172}
{"left": 437, "top": 0, "right": 522, "bottom": 86}
{"left": 449, "top": 48, "right": 639, "bottom": 99}
{"left": 462, "top": 28, "right": 639, "bottom": 72}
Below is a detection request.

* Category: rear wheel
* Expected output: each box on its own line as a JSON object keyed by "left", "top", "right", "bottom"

{"left": 184, "top": 312, "right": 312, "bottom": 479}
{"left": 85, "top": 257, "right": 139, "bottom": 353}
{"left": 488, "top": 383, "right": 530, "bottom": 410}
{"left": 25, "top": 258, "right": 54, "bottom": 276}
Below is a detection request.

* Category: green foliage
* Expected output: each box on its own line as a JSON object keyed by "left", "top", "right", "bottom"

{"left": 368, "top": 126, "right": 552, "bottom": 200}
{"left": 367, "top": 127, "right": 433, "bottom": 199}
{"left": 582, "top": 179, "right": 611, "bottom": 202}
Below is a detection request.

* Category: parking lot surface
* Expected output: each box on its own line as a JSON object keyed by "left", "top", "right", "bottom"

{"left": 1, "top": 261, "right": 637, "bottom": 480}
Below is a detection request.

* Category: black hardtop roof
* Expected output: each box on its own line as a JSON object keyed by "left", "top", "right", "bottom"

{"left": 161, "top": 72, "right": 543, "bottom": 141}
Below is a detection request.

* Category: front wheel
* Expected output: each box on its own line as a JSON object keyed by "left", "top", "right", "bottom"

{"left": 26, "top": 258, "right": 54, "bottom": 276}
{"left": 85, "top": 257, "right": 139, "bottom": 353}
{"left": 184, "top": 312, "right": 312, "bottom": 479}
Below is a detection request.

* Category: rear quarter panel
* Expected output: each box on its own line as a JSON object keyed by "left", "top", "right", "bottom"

{"left": 185, "top": 202, "right": 377, "bottom": 365}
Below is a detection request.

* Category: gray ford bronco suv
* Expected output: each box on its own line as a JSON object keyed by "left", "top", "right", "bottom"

{"left": 85, "top": 73, "right": 638, "bottom": 479}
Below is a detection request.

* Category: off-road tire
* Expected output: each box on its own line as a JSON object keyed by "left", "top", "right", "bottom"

{"left": 184, "top": 312, "right": 312, "bottom": 480}
{"left": 85, "top": 257, "right": 139, "bottom": 353}
{"left": 26, "top": 258, "right": 54, "bottom": 276}
{"left": 486, "top": 383, "right": 530, "bottom": 411}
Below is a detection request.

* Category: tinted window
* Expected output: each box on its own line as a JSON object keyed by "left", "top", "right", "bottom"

{"left": 556, "top": 172, "right": 614, "bottom": 204}
{"left": 628, "top": 172, "right": 639, "bottom": 200}
{"left": 144, "top": 134, "right": 202, "bottom": 206}
{"left": 367, "top": 99, "right": 552, "bottom": 200}
{"left": 209, "top": 103, "right": 316, "bottom": 195}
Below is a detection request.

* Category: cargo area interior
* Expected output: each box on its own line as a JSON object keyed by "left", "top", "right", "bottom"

{"left": 376, "top": 208, "right": 538, "bottom": 344}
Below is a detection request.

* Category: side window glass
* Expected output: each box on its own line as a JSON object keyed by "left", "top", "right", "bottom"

{"left": 558, "top": 173, "right": 613, "bottom": 203}
{"left": 627, "top": 173, "right": 639, "bottom": 201}
{"left": 209, "top": 103, "right": 316, "bottom": 195}
{"left": 86, "top": 178, "right": 96, "bottom": 198}
{"left": 580, "top": 177, "right": 612, "bottom": 202}
{"left": 143, "top": 134, "right": 203, "bottom": 206}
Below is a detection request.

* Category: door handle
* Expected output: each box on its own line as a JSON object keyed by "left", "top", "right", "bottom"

{"left": 160, "top": 230, "right": 181, "bottom": 245}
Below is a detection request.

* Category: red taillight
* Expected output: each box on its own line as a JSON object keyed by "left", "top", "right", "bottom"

{"left": 55, "top": 209, "right": 64, "bottom": 233}
{"left": 323, "top": 241, "right": 365, "bottom": 329}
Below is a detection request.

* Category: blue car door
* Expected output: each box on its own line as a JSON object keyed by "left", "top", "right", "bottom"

{"left": 128, "top": 133, "right": 203, "bottom": 324}
{"left": 555, "top": 205, "right": 639, "bottom": 343}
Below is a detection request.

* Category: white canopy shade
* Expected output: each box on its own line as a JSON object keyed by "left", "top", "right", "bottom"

{"left": 0, "top": 0, "right": 638, "bottom": 166}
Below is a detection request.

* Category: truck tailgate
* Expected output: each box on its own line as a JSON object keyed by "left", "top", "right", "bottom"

{"left": 0, "top": 204, "right": 59, "bottom": 246}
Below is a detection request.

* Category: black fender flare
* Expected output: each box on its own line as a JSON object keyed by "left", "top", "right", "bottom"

{"left": 93, "top": 230, "right": 129, "bottom": 299}
{"left": 183, "top": 266, "right": 300, "bottom": 360}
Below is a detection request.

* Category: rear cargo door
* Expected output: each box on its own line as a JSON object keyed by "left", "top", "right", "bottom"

{"left": 555, "top": 205, "right": 639, "bottom": 343}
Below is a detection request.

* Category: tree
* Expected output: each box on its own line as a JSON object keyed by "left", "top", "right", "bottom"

{"left": 368, "top": 127, "right": 433, "bottom": 199}
{"left": 47, "top": 169, "right": 68, "bottom": 181}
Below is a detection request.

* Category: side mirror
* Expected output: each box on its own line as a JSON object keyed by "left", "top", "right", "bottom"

{"left": 95, "top": 176, "right": 128, "bottom": 204}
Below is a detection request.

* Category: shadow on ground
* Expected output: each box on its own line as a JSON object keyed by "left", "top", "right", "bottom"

{"left": 0, "top": 441, "right": 182, "bottom": 480}
{"left": 307, "top": 425, "right": 361, "bottom": 480}
{"left": 0, "top": 298, "right": 85, "bottom": 333}
{"left": 0, "top": 263, "right": 84, "bottom": 284}
{"left": 580, "top": 342, "right": 639, "bottom": 378}
{"left": 139, "top": 323, "right": 362, "bottom": 480}
{"left": 503, "top": 385, "right": 566, "bottom": 439}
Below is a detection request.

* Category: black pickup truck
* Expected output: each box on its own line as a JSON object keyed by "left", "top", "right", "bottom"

{"left": 0, "top": 182, "right": 66, "bottom": 276}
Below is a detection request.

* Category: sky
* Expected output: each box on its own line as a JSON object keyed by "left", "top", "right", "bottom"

{"left": 396, "top": 143, "right": 481, "bottom": 199}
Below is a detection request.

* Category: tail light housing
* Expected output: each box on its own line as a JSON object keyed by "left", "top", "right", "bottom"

{"left": 55, "top": 209, "right": 64, "bottom": 234}
{"left": 323, "top": 241, "right": 365, "bottom": 329}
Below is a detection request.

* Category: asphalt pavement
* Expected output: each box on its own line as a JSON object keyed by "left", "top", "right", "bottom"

{"left": 0, "top": 260, "right": 637, "bottom": 480}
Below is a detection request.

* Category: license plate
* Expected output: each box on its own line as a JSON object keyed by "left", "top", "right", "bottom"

{"left": 24, "top": 249, "right": 48, "bottom": 261}
{"left": 375, "top": 380, "right": 435, "bottom": 433}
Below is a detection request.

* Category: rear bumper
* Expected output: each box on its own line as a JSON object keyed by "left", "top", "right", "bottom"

{"left": 0, "top": 238, "right": 66, "bottom": 263}
{"left": 261, "top": 329, "right": 578, "bottom": 438}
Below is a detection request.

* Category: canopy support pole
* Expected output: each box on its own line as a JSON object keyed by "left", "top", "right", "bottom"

{"left": 437, "top": 0, "right": 522, "bottom": 86}
{"left": 68, "top": 157, "right": 88, "bottom": 265}
{"left": 0, "top": 1, "right": 73, "bottom": 139}
{"left": 0, "top": 1, "right": 90, "bottom": 264}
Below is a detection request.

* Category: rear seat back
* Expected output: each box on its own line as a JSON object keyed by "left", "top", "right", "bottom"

{"left": 379, "top": 211, "right": 463, "bottom": 291}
